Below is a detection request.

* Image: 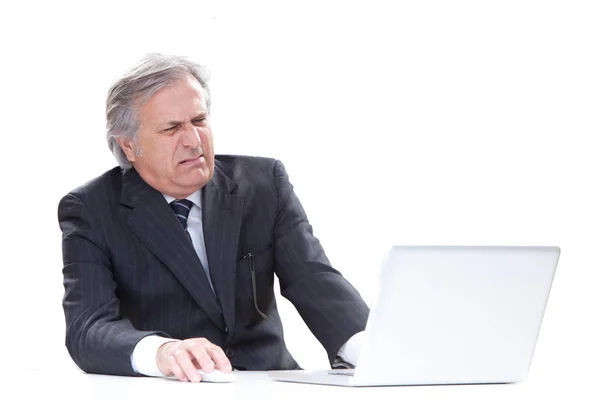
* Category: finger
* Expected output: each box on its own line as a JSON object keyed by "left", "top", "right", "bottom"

{"left": 167, "top": 355, "right": 188, "bottom": 382}
{"left": 174, "top": 348, "right": 202, "bottom": 383}
{"left": 188, "top": 344, "right": 216, "bottom": 372}
{"left": 206, "top": 345, "right": 232, "bottom": 372}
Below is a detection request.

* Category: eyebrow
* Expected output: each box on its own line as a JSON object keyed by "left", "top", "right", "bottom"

{"left": 159, "top": 112, "right": 207, "bottom": 131}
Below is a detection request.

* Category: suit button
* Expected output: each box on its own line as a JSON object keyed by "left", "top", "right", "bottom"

{"left": 225, "top": 348, "right": 234, "bottom": 357}
{"left": 224, "top": 326, "right": 229, "bottom": 333}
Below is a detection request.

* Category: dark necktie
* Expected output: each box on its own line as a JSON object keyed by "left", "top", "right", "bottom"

{"left": 170, "top": 199, "right": 194, "bottom": 240}
{"left": 170, "top": 198, "right": 218, "bottom": 299}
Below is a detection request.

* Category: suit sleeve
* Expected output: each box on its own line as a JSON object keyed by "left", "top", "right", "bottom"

{"left": 58, "top": 193, "right": 170, "bottom": 376}
{"left": 271, "top": 160, "right": 369, "bottom": 365}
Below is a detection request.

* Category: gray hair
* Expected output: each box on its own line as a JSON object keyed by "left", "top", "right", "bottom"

{"left": 105, "top": 53, "right": 211, "bottom": 169}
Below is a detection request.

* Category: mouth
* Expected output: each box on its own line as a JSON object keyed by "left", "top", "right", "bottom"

{"left": 179, "top": 155, "right": 204, "bottom": 165}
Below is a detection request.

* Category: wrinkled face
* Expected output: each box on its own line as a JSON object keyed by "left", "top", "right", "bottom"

{"left": 118, "top": 75, "right": 215, "bottom": 198}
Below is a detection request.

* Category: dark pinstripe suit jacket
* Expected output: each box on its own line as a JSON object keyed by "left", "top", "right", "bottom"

{"left": 58, "top": 155, "right": 369, "bottom": 376}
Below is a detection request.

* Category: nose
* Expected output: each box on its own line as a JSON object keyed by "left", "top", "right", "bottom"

{"left": 180, "top": 122, "right": 202, "bottom": 148}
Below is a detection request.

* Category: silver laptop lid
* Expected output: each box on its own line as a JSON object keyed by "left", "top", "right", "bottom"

{"left": 353, "top": 245, "right": 560, "bottom": 385}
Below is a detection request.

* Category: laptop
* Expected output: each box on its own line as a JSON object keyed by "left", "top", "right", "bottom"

{"left": 269, "top": 245, "right": 560, "bottom": 386}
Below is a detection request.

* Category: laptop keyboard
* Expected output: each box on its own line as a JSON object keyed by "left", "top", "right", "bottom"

{"left": 327, "top": 369, "right": 355, "bottom": 376}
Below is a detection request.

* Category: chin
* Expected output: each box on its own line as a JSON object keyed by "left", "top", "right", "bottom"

{"left": 200, "top": 163, "right": 215, "bottom": 179}
{"left": 189, "top": 170, "right": 212, "bottom": 187}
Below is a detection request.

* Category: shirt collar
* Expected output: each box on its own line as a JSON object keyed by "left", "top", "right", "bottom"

{"left": 162, "top": 189, "right": 202, "bottom": 210}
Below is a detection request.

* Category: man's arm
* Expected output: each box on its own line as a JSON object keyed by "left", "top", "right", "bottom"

{"left": 271, "top": 160, "right": 370, "bottom": 365}
{"left": 131, "top": 336, "right": 174, "bottom": 377}
{"left": 59, "top": 193, "right": 169, "bottom": 376}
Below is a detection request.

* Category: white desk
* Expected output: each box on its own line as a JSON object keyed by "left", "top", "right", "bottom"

{"left": 13, "top": 358, "right": 592, "bottom": 400}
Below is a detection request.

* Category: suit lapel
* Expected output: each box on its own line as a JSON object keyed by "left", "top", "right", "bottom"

{"left": 120, "top": 168, "right": 225, "bottom": 330}
{"left": 202, "top": 161, "right": 244, "bottom": 341}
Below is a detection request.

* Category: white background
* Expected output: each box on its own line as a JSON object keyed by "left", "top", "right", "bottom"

{"left": 1, "top": 0, "right": 598, "bottom": 392}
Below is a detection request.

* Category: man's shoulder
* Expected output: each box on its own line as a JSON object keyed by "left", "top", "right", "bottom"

{"left": 215, "top": 154, "right": 280, "bottom": 180}
{"left": 214, "top": 154, "right": 284, "bottom": 193}
{"left": 215, "top": 154, "right": 278, "bottom": 172}
{"left": 64, "top": 166, "right": 123, "bottom": 200}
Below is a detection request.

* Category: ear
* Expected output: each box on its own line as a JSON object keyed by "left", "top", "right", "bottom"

{"left": 116, "top": 137, "right": 137, "bottom": 163}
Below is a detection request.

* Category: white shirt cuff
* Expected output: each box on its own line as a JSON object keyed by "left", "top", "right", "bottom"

{"left": 131, "top": 335, "right": 178, "bottom": 377}
{"left": 337, "top": 331, "right": 365, "bottom": 366}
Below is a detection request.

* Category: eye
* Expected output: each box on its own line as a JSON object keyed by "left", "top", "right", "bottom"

{"left": 162, "top": 126, "right": 177, "bottom": 133}
{"left": 192, "top": 117, "right": 206, "bottom": 126}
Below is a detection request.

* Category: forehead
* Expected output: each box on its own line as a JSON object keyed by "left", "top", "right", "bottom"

{"left": 139, "top": 75, "right": 207, "bottom": 122}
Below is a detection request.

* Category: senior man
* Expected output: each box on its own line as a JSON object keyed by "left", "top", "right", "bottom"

{"left": 58, "top": 53, "right": 368, "bottom": 382}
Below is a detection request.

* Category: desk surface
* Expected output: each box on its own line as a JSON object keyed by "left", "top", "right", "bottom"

{"left": 13, "top": 358, "right": 593, "bottom": 400}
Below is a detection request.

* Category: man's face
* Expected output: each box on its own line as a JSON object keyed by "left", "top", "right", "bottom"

{"left": 118, "top": 75, "right": 215, "bottom": 198}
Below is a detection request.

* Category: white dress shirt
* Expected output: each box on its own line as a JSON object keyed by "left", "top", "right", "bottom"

{"left": 131, "top": 190, "right": 364, "bottom": 376}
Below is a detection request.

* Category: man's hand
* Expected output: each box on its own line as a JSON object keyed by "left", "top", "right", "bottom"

{"left": 156, "top": 338, "right": 232, "bottom": 382}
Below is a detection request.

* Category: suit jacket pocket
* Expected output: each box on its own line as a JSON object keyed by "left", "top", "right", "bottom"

{"left": 236, "top": 246, "right": 274, "bottom": 327}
